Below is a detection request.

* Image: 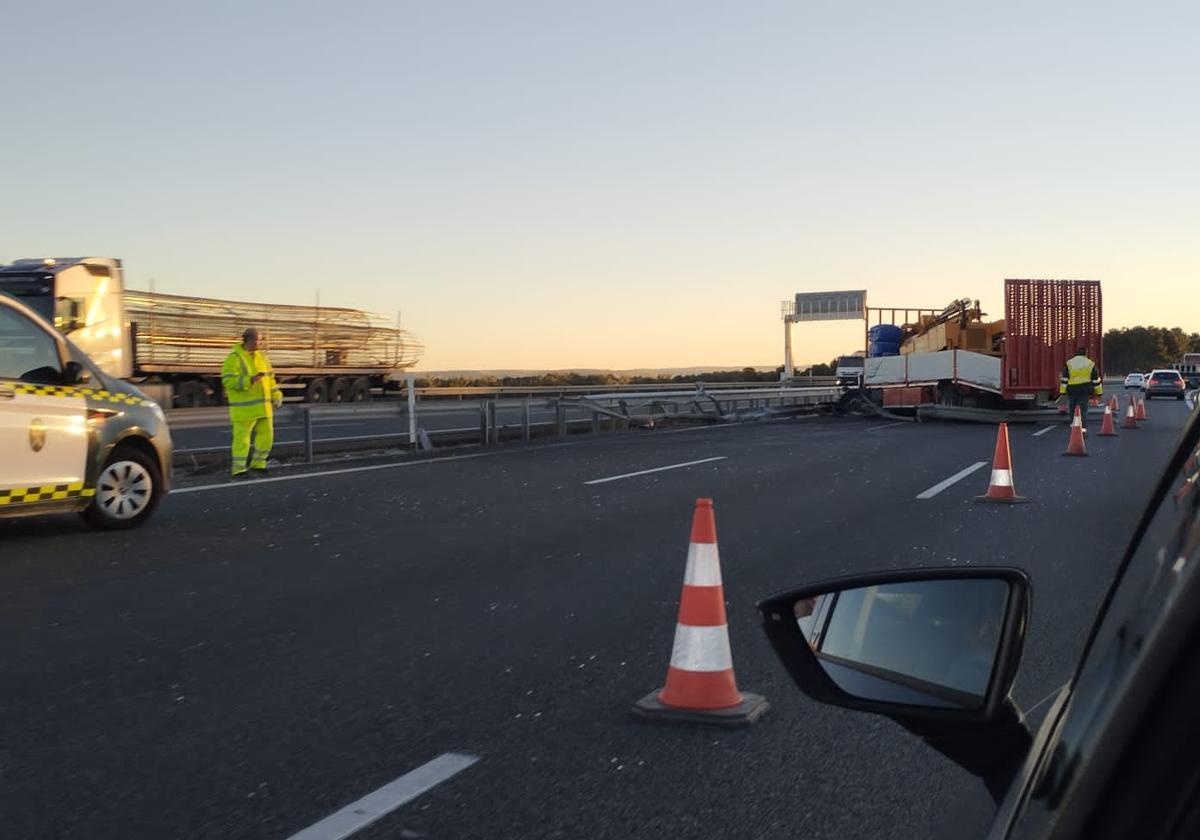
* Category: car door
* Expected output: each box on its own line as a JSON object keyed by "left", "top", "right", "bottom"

{"left": 991, "top": 406, "right": 1200, "bottom": 839}
{"left": 0, "top": 300, "right": 89, "bottom": 505}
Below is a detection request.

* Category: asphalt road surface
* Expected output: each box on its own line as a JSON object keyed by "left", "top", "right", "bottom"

{"left": 2, "top": 400, "right": 1195, "bottom": 839}
{"left": 172, "top": 401, "right": 565, "bottom": 453}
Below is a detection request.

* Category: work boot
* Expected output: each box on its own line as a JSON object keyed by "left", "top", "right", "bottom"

{"left": 251, "top": 467, "right": 270, "bottom": 478}
{"left": 232, "top": 472, "right": 250, "bottom": 481}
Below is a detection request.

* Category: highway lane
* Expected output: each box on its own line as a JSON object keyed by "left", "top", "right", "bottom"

{"left": 1, "top": 402, "right": 1193, "bottom": 840}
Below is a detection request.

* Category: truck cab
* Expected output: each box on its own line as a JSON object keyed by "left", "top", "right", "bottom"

{"left": 0, "top": 257, "right": 132, "bottom": 379}
{"left": 835, "top": 354, "right": 866, "bottom": 389}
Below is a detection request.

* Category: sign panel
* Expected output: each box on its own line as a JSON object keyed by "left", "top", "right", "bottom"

{"left": 794, "top": 290, "right": 866, "bottom": 322}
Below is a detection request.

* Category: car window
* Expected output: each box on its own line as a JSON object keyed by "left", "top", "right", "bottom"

{"left": 1009, "top": 411, "right": 1200, "bottom": 834}
{"left": 0, "top": 304, "right": 65, "bottom": 384}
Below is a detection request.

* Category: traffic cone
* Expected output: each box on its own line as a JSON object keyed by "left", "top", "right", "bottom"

{"left": 1064, "top": 407, "right": 1088, "bottom": 456}
{"left": 1123, "top": 401, "right": 1139, "bottom": 429}
{"left": 1109, "top": 395, "right": 1120, "bottom": 415}
{"left": 976, "top": 422, "right": 1027, "bottom": 503}
{"left": 632, "top": 499, "right": 769, "bottom": 727}
{"left": 1136, "top": 398, "right": 1149, "bottom": 422}
{"left": 1057, "top": 397, "right": 1067, "bottom": 416}
{"left": 1098, "top": 405, "right": 1118, "bottom": 437}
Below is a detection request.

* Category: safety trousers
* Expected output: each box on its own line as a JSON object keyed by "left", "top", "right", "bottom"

{"left": 231, "top": 416, "right": 275, "bottom": 475}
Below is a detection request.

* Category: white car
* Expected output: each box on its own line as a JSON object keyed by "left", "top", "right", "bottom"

{"left": 1124, "top": 373, "right": 1145, "bottom": 389}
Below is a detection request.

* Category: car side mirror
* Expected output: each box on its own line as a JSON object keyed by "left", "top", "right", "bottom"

{"left": 758, "top": 567, "right": 1032, "bottom": 800}
{"left": 63, "top": 360, "right": 89, "bottom": 385}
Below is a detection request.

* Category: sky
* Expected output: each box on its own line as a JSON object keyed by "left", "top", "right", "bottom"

{"left": 3, "top": 1, "right": 1198, "bottom": 371}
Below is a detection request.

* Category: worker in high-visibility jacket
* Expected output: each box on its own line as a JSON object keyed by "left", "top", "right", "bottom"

{"left": 221, "top": 328, "right": 283, "bottom": 478}
{"left": 1061, "top": 346, "right": 1103, "bottom": 432}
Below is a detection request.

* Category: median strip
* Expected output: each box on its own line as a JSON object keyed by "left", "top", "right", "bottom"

{"left": 584, "top": 456, "right": 728, "bottom": 486}
{"left": 916, "top": 461, "right": 988, "bottom": 499}
{"left": 286, "top": 752, "right": 478, "bottom": 840}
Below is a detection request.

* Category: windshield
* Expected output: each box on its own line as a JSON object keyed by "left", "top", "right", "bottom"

{"left": 0, "top": 274, "right": 54, "bottom": 322}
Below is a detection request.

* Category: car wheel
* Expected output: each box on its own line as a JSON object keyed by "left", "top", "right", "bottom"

{"left": 82, "top": 445, "right": 164, "bottom": 530}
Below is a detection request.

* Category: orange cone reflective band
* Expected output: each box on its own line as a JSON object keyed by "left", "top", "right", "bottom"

{"left": 1098, "top": 405, "right": 1117, "bottom": 437}
{"left": 1124, "top": 401, "right": 1139, "bottom": 429}
{"left": 1136, "top": 398, "right": 1148, "bottom": 421}
{"left": 1064, "top": 407, "right": 1088, "bottom": 456}
{"left": 632, "top": 499, "right": 769, "bottom": 727}
{"left": 658, "top": 499, "right": 742, "bottom": 710}
{"left": 977, "top": 422, "right": 1026, "bottom": 503}
{"left": 1109, "top": 395, "right": 1120, "bottom": 414}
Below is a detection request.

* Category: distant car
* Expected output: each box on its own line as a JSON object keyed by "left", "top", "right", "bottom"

{"left": 0, "top": 292, "right": 172, "bottom": 529}
{"left": 1123, "top": 373, "right": 1145, "bottom": 389}
{"left": 1144, "top": 369, "right": 1187, "bottom": 400}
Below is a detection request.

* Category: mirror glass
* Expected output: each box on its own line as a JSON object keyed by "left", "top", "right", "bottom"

{"left": 795, "top": 578, "right": 1010, "bottom": 709}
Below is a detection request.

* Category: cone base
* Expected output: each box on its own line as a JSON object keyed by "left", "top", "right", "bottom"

{"left": 1098, "top": 431, "right": 1118, "bottom": 437}
{"left": 630, "top": 690, "right": 769, "bottom": 728}
{"left": 975, "top": 493, "right": 1028, "bottom": 504}
{"left": 1062, "top": 451, "right": 1089, "bottom": 457}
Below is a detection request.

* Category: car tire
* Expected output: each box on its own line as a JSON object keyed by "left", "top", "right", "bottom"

{"left": 82, "top": 445, "right": 164, "bottom": 530}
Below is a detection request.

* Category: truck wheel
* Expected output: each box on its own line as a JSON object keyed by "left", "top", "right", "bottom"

{"left": 305, "top": 379, "right": 329, "bottom": 403}
{"left": 82, "top": 445, "right": 163, "bottom": 530}
{"left": 331, "top": 377, "right": 351, "bottom": 402}
{"left": 349, "top": 377, "right": 371, "bottom": 402}
{"left": 177, "top": 380, "right": 208, "bottom": 408}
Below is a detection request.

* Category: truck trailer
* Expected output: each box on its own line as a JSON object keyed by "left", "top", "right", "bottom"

{"left": 862, "top": 279, "right": 1102, "bottom": 410}
{"left": 0, "top": 257, "right": 423, "bottom": 407}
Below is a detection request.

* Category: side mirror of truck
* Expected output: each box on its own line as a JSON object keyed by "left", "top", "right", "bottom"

{"left": 757, "top": 567, "right": 1032, "bottom": 800}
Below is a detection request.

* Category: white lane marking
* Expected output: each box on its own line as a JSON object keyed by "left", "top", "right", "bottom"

{"left": 916, "top": 461, "right": 988, "bottom": 500}
{"left": 1032, "top": 426, "right": 1057, "bottom": 437}
{"left": 865, "top": 421, "right": 908, "bottom": 432}
{"left": 287, "top": 752, "right": 478, "bottom": 840}
{"left": 171, "top": 450, "right": 513, "bottom": 495}
{"left": 583, "top": 456, "right": 727, "bottom": 486}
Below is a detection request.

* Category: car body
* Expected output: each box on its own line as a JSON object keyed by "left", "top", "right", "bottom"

{"left": 758, "top": 405, "right": 1200, "bottom": 838}
{"left": 1144, "top": 369, "right": 1187, "bottom": 400}
{"left": 1, "top": 292, "right": 172, "bottom": 529}
{"left": 1123, "top": 373, "right": 1144, "bottom": 389}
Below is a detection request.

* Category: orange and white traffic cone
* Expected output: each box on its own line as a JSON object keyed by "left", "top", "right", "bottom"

{"left": 1064, "top": 407, "right": 1088, "bottom": 456}
{"left": 1098, "top": 404, "right": 1118, "bottom": 437}
{"left": 1109, "top": 395, "right": 1120, "bottom": 415}
{"left": 976, "top": 422, "right": 1027, "bottom": 504}
{"left": 1123, "top": 400, "right": 1139, "bottom": 429}
{"left": 1136, "top": 398, "right": 1149, "bottom": 422}
{"left": 632, "top": 498, "right": 769, "bottom": 727}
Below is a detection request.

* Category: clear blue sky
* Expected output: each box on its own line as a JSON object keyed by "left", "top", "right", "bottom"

{"left": 4, "top": 1, "right": 1197, "bottom": 370}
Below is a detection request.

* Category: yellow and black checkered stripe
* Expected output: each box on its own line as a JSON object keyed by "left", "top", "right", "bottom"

{"left": 0, "top": 482, "right": 95, "bottom": 507}
{"left": 12, "top": 383, "right": 154, "bottom": 407}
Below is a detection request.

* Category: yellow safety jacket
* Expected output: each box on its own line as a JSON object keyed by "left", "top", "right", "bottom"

{"left": 1060, "top": 355, "right": 1103, "bottom": 396}
{"left": 221, "top": 343, "right": 282, "bottom": 420}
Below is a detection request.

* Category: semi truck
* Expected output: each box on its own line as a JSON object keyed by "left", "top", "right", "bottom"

{"left": 861, "top": 279, "right": 1102, "bottom": 410}
{"left": 0, "top": 257, "right": 423, "bottom": 407}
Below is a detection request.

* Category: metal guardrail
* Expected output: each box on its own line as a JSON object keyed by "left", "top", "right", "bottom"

{"left": 170, "top": 383, "right": 845, "bottom": 465}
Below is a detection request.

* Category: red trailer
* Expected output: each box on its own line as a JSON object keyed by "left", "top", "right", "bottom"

{"left": 864, "top": 279, "right": 1103, "bottom": 410}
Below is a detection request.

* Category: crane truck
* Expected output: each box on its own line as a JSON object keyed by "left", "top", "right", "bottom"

{"left": 859, "top": 278, "right": 1102, "bottom": 412}
{"left": 0, "top": 257, "right": 423, "bottom": 408}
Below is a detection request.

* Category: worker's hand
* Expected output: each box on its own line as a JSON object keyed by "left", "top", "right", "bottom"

{"left": 251, "top": 373, "right": 264, "bottom": 384}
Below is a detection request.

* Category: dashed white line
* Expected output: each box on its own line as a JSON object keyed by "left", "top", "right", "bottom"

{"left": 584, "top": 456, "right": 728, "bottom": 485}
{"left": 1032, "top": 425, "right": 1057, "bottom": 437}
{"left": 916, "top": 461, "right": 988, "bottom": 500}
{"left": 286, "top": 752, "right": 479, "bottom": 840}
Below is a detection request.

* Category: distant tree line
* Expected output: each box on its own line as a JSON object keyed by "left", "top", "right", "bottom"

{"left": 1102, "top": 326, "right": 1200, "bottom": 374}
{"left": 414, "top": 367, "right": 787, "bottom": 388}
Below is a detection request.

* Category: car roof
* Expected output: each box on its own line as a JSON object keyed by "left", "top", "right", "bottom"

{"left": 1149, "top": 369, "right": 1181, "bottom": 375}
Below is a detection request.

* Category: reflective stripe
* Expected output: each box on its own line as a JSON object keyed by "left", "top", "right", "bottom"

{"left": 227, "top": 398, "right": 267, "bottom": 406}
{"left": 683, "top": 542, "right": 722, "bottom": 586}
{"left": 668, "top": 623, "right": 734, "bottom": 672}
{"left": 989, "top": 469, "right": 1013, "bottom": 488}
{"left": 1064, "top": 356, "right": 1097, "bottom": 387}
{"left": 0, "top": 482, "right": 95, "bottom": 506}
